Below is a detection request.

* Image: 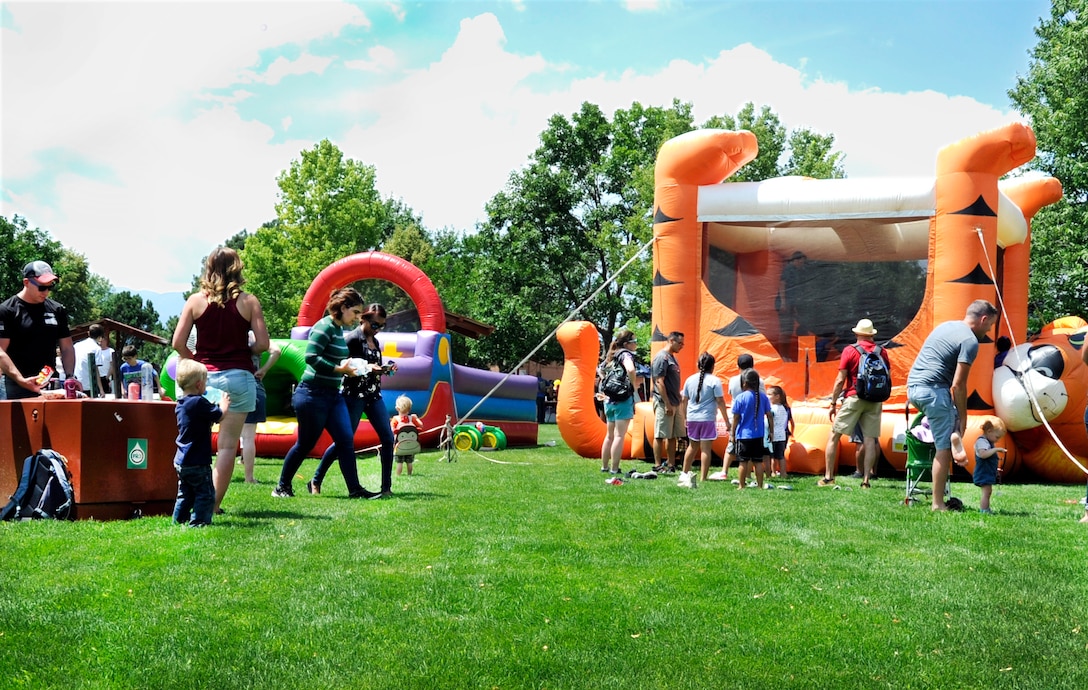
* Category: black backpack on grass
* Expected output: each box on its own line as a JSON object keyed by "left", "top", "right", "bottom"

{"left": 1, "top": 449, "right": 74, "bottom": 521}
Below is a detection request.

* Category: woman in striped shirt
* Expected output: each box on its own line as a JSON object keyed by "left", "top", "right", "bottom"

{"left": 272, "top": 288, "right": 379, "bottom": 499}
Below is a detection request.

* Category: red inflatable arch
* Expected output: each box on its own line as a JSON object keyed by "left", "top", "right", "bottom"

{"left": 295, "top": 251, "right": 447, "bottom": 332}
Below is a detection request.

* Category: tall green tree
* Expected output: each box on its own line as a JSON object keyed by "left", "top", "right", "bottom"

{"left": 242, "top": 140, "right": 394, "bottom": 336}
{"left": 468, "top": 100, "right": 850, "bottom": 369}
{"left": 1009, "top": 0, "right": 1088, "bottom": 329}
{"left": 471, "top": 101, "right": 695, "bottom": 370}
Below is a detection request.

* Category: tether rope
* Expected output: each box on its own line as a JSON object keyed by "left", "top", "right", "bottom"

{"left": 453, "top": 235, "right": 657, "bottom": 428}
{"left": 973, "top": 227, "right": 1088, "bottom": 476}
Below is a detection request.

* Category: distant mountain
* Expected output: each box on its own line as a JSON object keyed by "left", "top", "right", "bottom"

{"left": 121, "top": 289, "right": 188, "bottom": 327}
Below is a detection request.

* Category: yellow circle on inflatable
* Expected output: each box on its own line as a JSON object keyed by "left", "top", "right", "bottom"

{"left": 453, "top": 428, "right": 482, "bottom": 451}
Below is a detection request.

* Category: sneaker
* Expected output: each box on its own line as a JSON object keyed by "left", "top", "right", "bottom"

{"left": 379, "top": 490, "right": 393, "bottom": 499}
{"left": 708, "top": 471, "right": 728, "bottom": 481}
{"left": 605, "top": 477, "right": 623, "bottom": 486}
{"left": 764, "top": 483, "right": 775, "bottom": 490}
{"left": 677, "top": 471, "right": 693, "bottom": 489}
{"left": 349, "top": 488, "right": 383, "bottom": 500}
{"left": 979, "top": 508, "right": 992, "bottom": 514}
{"left": 600, "top": 467, "right": 609, "bottom": 473}
{"left": 817, "top": 477, "right": 836, "bottom": 487}
{"left": 664, "top": 465, "right": 678, "bottom": 475}
{"left": 850, "top": 470, "right": 863, "bottom": 479}
{"left": 730, "top": 478, "right": 741, "bottom": 486}
{"left": 271, "top": 485, "right": 294, "bottom": 498}
{"left": 306, "top": 480, "right": 321, "bottom": 495}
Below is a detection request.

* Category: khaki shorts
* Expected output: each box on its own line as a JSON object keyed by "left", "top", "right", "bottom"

{"left": 832, "top": 395, "right": 882, "bottom": 439}
{"left": 654, "top": 398, "right": 685, "bottom": 439}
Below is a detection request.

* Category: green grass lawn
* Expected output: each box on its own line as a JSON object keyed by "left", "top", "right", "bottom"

{"left": 3, "top": 425, "right": 1088, "bottom": 689}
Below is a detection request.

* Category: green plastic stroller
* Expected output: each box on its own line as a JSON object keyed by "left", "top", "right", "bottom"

{"left": 904, "top": 413, "right": 950, "bottom": 506}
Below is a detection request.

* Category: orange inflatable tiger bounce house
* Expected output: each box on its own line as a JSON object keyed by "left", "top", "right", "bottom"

{"left": 557, "top": 122, "right": 1088, "bottom": 483}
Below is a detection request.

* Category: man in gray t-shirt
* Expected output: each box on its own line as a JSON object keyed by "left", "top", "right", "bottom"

{"left": 906, "top": 300, "right": 998, "bottom": 511}
{"left": 651, "top": 331, "right": 685, "bottom": 471}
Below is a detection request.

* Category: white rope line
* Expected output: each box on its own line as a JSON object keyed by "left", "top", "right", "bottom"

{"left": 453, "top": 235, "right": 658, "bottom": 427}
{"left": 974, "top": 227, "right": 1088, "bottom": 476}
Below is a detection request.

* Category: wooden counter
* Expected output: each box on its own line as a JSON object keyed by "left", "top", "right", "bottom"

{"left": 1, "top": 399, "right": 178, "bottom": 520}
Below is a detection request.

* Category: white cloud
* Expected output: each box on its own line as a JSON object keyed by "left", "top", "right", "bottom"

{"left": 246, "top": 52, "right": 335, "bottom": 85}
{"left": 623, "top": 0, "right": 666, "bottom": 12}
{"left": 344, "top": 45, "right": 399, "bottom": 73}
{"left": 1, "top": 6, "right": 1028, "bottom": 299}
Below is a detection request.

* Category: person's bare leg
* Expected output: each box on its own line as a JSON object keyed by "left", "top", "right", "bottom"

{"left": 862, "top": 436, "right": 877, "bottom": 485}
{"left": 738, "top": 461, "right": 749, "bottom": 489}
{"left": 699, "top": 442, "right": 712, "bottom": 482}
{"left": 240, "top": 423, "right": 258, "bottom": 483}
{"left": 213, "top": 411, "right": 247, "bottom": 512}
{"left": 666, "top": 437, "right": 678, "bottom": 469}
{"left": 611, "top": 419, "right": 631, "bottom": 473}
{"left": 653, "top": 437, "right": 665, "bottom": 469}
{"left": 601, "top": 424, "right": 614, "bottom": 471}
{"left": 950, "top": 431, "right": 968, "bottom": 464}
{"left": 931, "top": 449, "right": 952, "bottom": 510}
{"left": 681, "top": 442, "right": 696, "bottom": 474}
{"left": 822, "top": 432, "right": 841, "bottom": 483}
{"left": 980, "top": 484, "right": 993, "bottom": 511}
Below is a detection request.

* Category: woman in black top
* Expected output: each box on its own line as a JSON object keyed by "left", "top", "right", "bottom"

{"left": 309, "top": 304, "right": 398, "bottom": 497}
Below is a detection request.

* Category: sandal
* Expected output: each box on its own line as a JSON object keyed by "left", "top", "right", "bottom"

{"left": 860, "top": 481, "right": 871, "bottom": 489}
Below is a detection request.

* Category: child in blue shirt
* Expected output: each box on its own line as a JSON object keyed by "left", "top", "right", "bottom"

{"left": 173, "top": 358, "right": 229, "bottom": 527}
{"left": 730, "top": 368, "right": 774, "bottom": 489}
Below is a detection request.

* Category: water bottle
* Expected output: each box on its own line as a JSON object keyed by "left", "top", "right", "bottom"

{"left": 140, "top": 363, "right": 154, "bottom": 401}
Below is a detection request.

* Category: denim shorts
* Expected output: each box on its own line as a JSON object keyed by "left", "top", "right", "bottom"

{"left": 907, "top": 384, "right": 957, "bottom": 451}
{"left": 604, "top": 397, "right": 635, "bottom": 422}
{"left": 245, "top": 380, "right": 267, "bottom": 424}
{"left": 207, "top": 369, "right": 257, "bottom": 414}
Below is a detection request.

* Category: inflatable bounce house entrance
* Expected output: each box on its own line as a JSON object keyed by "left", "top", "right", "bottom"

{"left": 163, "top": 252, "right": 539, "bottom": 457}
{"left": 558, "top": 123, "right": 1088, "bottom": 483}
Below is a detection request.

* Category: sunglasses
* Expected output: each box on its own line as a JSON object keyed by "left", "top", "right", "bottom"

{"left": 29, "top": 277, "right": 57, "bottom": 292}
{"left": 367, "top": 319, "right": 385, "bottom": 331}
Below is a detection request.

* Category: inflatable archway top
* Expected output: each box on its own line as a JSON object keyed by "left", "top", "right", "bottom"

{"left": 296, "top": 252, "right": 446, "bottom": 332}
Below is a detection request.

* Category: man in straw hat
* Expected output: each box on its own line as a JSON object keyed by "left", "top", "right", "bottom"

{"left": 818, "top": 318, "right": 890, "bottom": 488}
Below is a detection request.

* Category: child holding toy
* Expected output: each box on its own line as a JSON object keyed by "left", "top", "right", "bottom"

{"left": 973, "top": 419, "right": 1007, "bottom": 514}
{"left": 173, "top": 358, "right": 229, "bottom": 527}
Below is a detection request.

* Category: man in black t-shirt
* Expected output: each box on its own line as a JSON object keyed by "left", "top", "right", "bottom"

{"left": 0, "top": 261, "right": 75, "bottom": 399}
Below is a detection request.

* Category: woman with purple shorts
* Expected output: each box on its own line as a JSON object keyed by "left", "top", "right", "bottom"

{"left": 678, "top": 352, "right": 731, "bottom": 488}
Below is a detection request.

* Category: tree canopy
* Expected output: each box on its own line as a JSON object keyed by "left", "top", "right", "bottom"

{"left": 241, "top": 140, "right": 395, "bottom": 336}
{"left": 1009, "top": 0, "right": 1088, "bottom": 329}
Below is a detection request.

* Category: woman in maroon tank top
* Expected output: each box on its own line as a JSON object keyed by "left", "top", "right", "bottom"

{"left": 172, "top": 247, "right": 269, "bottom": 516}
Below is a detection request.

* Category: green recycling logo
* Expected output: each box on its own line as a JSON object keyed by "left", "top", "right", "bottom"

{"left": 127, "top": 439, "right": 148, "bottom": 470}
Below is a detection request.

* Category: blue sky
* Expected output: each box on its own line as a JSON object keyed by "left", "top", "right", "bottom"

{"left": 1, "top": 0, "right": 1051, "bottom": 300}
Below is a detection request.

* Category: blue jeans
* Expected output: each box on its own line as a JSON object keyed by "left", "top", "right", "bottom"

{"left": 314, "top": 394, "right": 395, "bottom": 492}
{"left": 907, "top": 384, "right": 957, "bottom": 451}
{"left": 174, "top": 464, "right": 215, "bottom": 526}
{"left": 277, "top": 382, "right": 362, "bottom": 494}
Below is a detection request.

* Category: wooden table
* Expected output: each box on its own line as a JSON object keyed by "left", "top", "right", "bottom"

{"left": 1, "top": 399, "right": 179, "bottom": 520}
